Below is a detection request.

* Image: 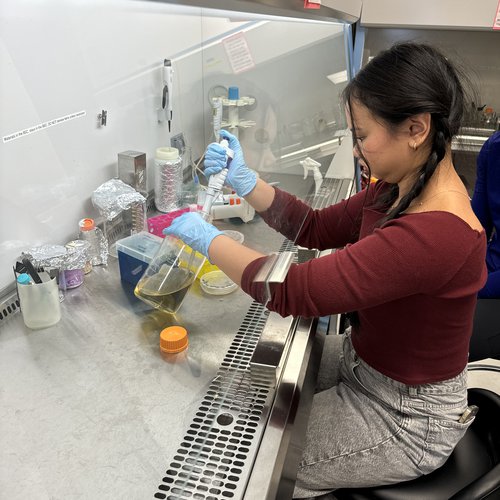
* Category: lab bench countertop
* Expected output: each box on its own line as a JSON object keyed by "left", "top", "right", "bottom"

{"left": 0, "top": 240, "right": 257, "bottom": 499}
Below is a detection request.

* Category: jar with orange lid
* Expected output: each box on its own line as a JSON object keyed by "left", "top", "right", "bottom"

{"left": 78, "top": 218, "right": 109, "bottom": 269}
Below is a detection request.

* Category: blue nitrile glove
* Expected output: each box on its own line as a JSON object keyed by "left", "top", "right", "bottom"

{"left": 204, "top": 129, "right": 257, "bottom": 197}
{"left": 163, "top": 212, "right": 223, "bottom": 259}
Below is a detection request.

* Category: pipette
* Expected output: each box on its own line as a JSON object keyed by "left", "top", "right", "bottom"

{"left": 200, "top": 139, "right": 233, "bottom": 221}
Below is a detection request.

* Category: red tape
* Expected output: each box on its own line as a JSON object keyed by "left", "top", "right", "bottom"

{"left": 304, "top": 0, "right": 321, "bottom": 9}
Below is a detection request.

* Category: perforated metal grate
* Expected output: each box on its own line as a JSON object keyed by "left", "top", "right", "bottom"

{"left": 0, "top": 287, "right": 20, "bottom": 324}
{"left": 154, "top": 239, "right": 297, "bottom": 500}
{"left": 154, "top": 302, "right": 273, "bottom": 500}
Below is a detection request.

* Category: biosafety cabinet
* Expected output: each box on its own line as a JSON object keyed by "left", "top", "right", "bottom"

{"left": 0, "top": 1, "right": 359, "bottom": 499}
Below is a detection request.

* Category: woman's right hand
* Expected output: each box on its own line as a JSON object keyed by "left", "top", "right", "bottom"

{"left": 204, "top": 130, "right": 257, "bottom": 197}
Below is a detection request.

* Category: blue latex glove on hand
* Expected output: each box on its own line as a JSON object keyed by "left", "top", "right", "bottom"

{"left": 204, "top": 129, "right": 257, "bottom": 197}
{"left": 163, "top": 212, "right": 223, "bottom": 259}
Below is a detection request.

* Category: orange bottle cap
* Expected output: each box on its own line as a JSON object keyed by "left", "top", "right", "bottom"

{"left": 160, "top": 326, "right": 188, "bottom": 354}
{"left": 79, "top": 218, "right": 95, "bottom": 231}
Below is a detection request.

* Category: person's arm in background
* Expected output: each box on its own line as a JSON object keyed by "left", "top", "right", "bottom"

{"left": 478, "top": 271, "right": 500, "bottom": 298}
{"left": 472, "top": 132, "right": 500, "bottom": 298}
{"left": 472, "top": 135, "right": 494, "bottom": 239}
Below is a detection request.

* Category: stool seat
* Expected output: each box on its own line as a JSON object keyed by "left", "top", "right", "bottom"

{"left": 335, "top": 388, "right": 500, "bottom": 500}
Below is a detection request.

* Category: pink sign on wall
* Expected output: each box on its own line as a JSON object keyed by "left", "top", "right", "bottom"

{"left": 223, "top": 32, "right": 255, "bottom": 74}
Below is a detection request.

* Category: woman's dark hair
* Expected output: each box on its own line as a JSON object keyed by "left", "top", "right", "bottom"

{"left": 343, "top": 41, "right": 473, "bottom": 223}
{"left": 341, "top": 42, "right": 474, "bottom": 329}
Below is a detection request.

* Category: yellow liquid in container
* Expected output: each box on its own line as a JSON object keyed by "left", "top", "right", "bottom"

{"left": 135, "top": 266, "right": 195, "bottom": 314}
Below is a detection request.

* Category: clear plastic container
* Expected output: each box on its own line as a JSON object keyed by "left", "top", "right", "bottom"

{"left": 78, "top": 218, "right": 108, "bottom": 268}
{"left": 200, "top": 270, "right": 238, "bottom": 295}
{"left": 134, "top": 234, "right": 206, "bottom": 314}
{"left": 116, "top": 231, "right": 162, "bottom": 285}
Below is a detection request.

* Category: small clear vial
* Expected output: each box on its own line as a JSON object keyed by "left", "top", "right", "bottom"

{"left": 78, "top": 218, "right": 108, "bottom": 268}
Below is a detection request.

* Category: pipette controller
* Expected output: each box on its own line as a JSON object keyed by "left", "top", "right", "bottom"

{"left": 162, "top": 59, "right": 173, "bottom": 131}
{"left": 200, "top": 139, "right": 233, "bottom": 220}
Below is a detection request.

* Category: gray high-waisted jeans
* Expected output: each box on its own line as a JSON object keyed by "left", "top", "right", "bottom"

{"left": 293, "top": 332, "right": 473, "bottom": 499}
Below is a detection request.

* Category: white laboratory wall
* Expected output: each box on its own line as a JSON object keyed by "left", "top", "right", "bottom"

{"left": 0, "top": 0, "right": 346, "bottom": 293}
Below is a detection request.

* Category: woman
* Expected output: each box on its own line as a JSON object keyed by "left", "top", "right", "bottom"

{"left": 165, "top": 42, "right": 487, "bottom": 497}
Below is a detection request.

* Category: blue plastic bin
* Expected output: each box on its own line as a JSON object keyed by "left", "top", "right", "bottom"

{"left": 116, "top": 231, "right": 162, "bottom": 286}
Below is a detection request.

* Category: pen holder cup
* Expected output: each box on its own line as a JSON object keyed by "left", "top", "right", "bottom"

{"left": 17, "top": 277, "right": 62, "bottom": 329}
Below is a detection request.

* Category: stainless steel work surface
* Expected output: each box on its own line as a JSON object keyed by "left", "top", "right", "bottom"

{"left": 1, "top": 173, "right": 348, "bottom": 499}
{"left": 0, "top": 217, "right": 282, "bottom": 499}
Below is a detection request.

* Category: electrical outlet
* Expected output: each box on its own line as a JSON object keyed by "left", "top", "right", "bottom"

{"left": 171, "top": 133, "right": 186, "bottom": 152}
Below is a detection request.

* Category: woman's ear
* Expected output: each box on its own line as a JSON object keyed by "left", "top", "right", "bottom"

{"left": 406, "top": 113, "right": 432, "bottom": 149}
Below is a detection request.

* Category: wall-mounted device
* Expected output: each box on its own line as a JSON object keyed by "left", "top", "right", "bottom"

{"left": 160, "top": 59, "right": 173, "bottom": 131}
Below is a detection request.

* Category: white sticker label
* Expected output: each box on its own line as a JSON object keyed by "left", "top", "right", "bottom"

{"left": 223, "top": 32, "right": 255, "bottom": 74}
{"left": 3, "top": 110, "right": 86, "bottom": 143}
{"left": 494, "top": 0, "right": 500, "bottom": 29}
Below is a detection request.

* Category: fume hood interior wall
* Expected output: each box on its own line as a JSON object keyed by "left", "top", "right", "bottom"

{"left": 363, "top": 28, "right": 500, "bottom": 118}
{"left": 0, "top": 0, "right": 346, "bottom": 293}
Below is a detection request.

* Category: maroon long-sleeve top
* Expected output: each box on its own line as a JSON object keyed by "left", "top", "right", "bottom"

{"left": 241, "top": 182, "right": 487, "bottom": 385}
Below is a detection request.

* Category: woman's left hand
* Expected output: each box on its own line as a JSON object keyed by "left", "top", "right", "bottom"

{"left": 163, "top": 212, "right": 223, "bottom": 258}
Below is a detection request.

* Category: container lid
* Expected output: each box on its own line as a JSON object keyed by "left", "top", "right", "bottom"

{"left": 116, "top": 231, "right": 162, "bottom": 263}
{"left": 66, "top": 239, "right": 91, "bottom": 250}
{"left": 160, "top": 326, "right": 188, "bottom": 353}
{"left": 79, "top": 218, "right": 95, "bottom": 231}
{"left": 17, "top": 273, "right": 31, "bottom": 285}
{"left": 200, "top": 270, "right": 238, "bottom": 295}
{"left": 228, "top": 86, "right": 239, "bottom": 100}
{"left": 156, "top": 147, "right": 179, "bottom": 161}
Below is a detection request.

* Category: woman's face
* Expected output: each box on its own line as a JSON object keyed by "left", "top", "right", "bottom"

{"left": 347, "top": 100, "right": 421, "bottom": 187}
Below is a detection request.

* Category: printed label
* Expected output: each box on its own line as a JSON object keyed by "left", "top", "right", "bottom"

{"left": 223, "top": 33, "right": 255, "bottom": 74}
{"left": 3, "top": 110, "right": 86, "bottom": 143}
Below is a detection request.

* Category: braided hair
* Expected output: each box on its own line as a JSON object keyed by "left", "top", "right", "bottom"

{"left": 341, "top": 42, "right": 472, "bottom": 328}
{"left": 343, "top": 42, "right": 470, "bottom": 223}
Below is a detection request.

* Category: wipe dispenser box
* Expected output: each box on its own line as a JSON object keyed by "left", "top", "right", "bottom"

{"left": 116, "top": 231, "right": 162, "bottom": 286}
